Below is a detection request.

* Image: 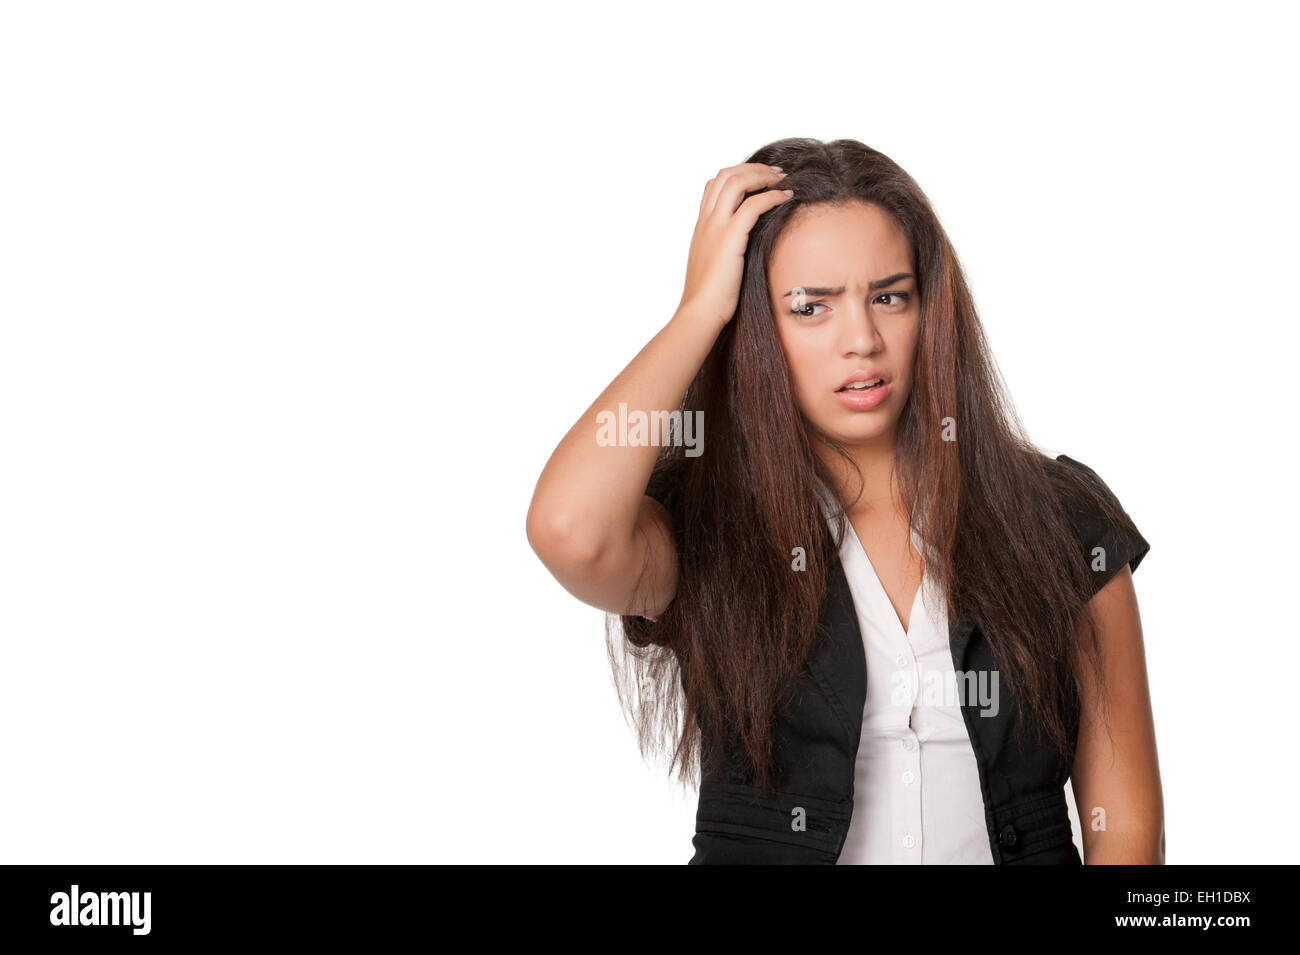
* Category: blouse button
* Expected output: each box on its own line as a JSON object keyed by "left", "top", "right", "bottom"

{"left": 901, "top": 771, "right": 915, "bottom": 785}
{"left": 902, "top": 835, "right": 916, "bottom": 849}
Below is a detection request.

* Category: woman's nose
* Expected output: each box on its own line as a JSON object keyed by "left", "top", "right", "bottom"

{"left": 839, "top": 303, "right": 882, "bottom": 356}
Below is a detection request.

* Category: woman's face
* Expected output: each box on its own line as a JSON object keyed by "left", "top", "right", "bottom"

{"left": 767, "top": 200, "right": 921, "bottom": 449}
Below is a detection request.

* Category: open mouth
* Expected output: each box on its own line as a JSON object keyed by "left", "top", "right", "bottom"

{"left": 837, "top": 379, "right": 885, "bottom": 392}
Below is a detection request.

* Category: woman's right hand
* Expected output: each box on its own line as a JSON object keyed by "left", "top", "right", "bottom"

{"left": 677, "top": 162, "right": 793, "bottom": 328}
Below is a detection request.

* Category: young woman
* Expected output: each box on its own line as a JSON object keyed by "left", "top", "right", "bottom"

{"left": 527, "top": 138, "right": 1163, "bottom": 865}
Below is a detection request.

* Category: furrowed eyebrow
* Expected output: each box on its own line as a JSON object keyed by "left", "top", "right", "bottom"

{"left": 781, "top": 272, "right": 914, "bottom": 297}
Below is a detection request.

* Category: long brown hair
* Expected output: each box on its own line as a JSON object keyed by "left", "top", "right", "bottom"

{"left": 609, "top": 137, "right": 1137, "bottom": 793}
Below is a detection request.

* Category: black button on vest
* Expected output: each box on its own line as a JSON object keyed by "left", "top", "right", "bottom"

{"left": 1000, "top": 824, "right": 1019, "bottom": 849}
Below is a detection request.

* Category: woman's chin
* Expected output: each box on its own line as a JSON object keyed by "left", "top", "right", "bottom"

{"left": 817, "top": 420, "right": 897, "bottom": 447}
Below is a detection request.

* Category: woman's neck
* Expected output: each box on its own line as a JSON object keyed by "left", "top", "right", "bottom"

{"left": 816, "top": 433, "right": 904, "bottom": 517}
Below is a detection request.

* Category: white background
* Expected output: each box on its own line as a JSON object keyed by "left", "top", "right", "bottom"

{"left": 2, "top": 1, "right": 1296, "bottom": 864}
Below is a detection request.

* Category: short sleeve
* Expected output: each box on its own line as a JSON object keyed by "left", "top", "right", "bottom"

{"left": 1054, "top": 453, "right": 1151, "bottom": 597}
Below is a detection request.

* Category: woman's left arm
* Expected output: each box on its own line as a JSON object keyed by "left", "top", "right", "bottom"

{"left": 1070, "top": 565, "right": 1166, "bottom": 864}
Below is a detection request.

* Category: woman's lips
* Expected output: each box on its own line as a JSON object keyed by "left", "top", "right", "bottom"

{"left": 835, "top": 380, "right": 890, "bottom": 410}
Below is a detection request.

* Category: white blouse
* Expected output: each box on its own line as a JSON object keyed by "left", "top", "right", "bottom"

{"left": 817, "top": 485, "right": 994, "bottom": 865}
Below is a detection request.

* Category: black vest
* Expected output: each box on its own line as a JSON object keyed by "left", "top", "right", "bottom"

{"left": 687, "top": 454, "right": 1150, "bottom": 865}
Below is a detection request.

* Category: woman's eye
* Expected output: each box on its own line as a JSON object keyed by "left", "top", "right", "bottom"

{"left": 791, "top": 302, "right": 827, "bottom": 318}
{"left": 876, "top": 291, "right": 912, "bottom": 306}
